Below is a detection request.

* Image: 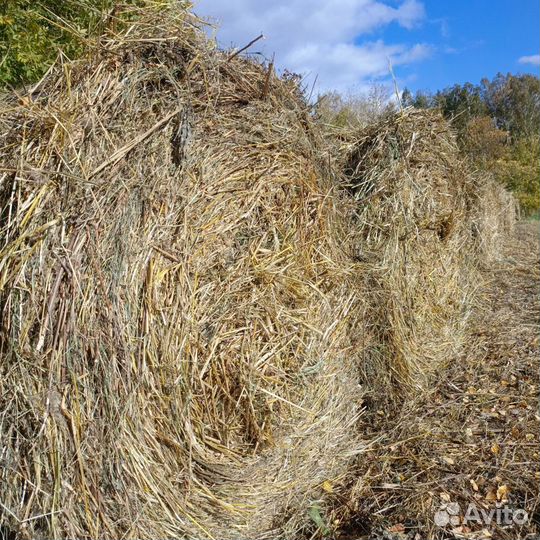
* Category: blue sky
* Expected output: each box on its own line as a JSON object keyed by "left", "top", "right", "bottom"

{"left": 380, "top": 0, "right": 540, "bottom": 93}
{"left": 194, "top": 0, "right": 540, "bottom": 95}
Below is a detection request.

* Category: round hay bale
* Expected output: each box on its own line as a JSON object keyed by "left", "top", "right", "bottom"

{"left": 470, "top": 173, "right": 517, "bottom": 262}
{"left": 342, "top": 108, "right": 477, "bottom": 393}
{"left": 0, "top": 6, "right": 362, "bottom": 539}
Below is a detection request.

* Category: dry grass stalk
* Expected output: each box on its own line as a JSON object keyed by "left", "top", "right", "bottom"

{"left": 329, "top": 223, "right": 539, "bottom": 540}
{"left": 341, "top": 108, "right": 480, "bottom": 392}
{"left": 469, "top": 173, "right": 518, "bottom": 262}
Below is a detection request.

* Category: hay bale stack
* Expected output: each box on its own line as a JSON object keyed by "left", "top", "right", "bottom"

{"left": 343, "top": 109, "right": 477, "bottom": 392}
{"left": 0, "top": 6, "right": 362, "bottom": 539}
{"left": 0, "top": 5, "right": 518, "bottom": 536}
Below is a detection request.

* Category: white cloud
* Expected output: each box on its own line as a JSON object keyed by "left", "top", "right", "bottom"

{"left": 194, "top": 0, "right": 430, "bottom": 93}
{"left": 518, "top": 54, "right": 540, "bottom": 67}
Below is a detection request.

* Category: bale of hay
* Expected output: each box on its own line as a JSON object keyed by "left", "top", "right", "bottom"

{"left": 0, "top": 5, "right": 363, "bottom": 539}
{"left": 470, "top": 173, "right": 517, "bottom": 262}
{"left": 342, "top": 108, "right": 478, "bottom": 392}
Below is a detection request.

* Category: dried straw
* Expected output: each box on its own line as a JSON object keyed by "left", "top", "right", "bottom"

{"left": 470, "top": 173, "right": 518, "bottom": 262}
{"left": 0, "top": 5, "right": 517, "bottom": 539}
{"left": 341, "top": 108, "right": 479, "bottom": 393}
{"left": 0, "top": 5, "right": 363, "bottom": 539}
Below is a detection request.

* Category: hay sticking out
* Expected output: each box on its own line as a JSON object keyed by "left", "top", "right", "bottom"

{"left": 0, "top": 6, "right": 363, "bottom": 539}
{"left": 343, "top": 109, "right": 478, "bottom": 392}
{"left": 0, "top": 5, "right": 517, "bottom": 538}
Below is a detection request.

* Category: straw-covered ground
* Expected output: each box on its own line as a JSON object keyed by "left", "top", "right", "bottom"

{"left": 0, "top": 3, "right": 532, "bottom": 540}
{"left": 332, "top": 221, "right": 540, "bottom": 540}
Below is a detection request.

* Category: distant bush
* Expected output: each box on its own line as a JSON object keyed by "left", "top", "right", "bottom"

{"left": 316, "top": 85, "right": 396, "bottom": 129}
{"left": 0, "top": 1, "right": 109, "bottom": 89}
{"left": 498, "top": 136, "right": 540, "bottom": 216}
{"left": 461, "top": 116, "right": 508, "bottom": 168}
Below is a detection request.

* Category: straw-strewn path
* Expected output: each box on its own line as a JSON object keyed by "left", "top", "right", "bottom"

{"left": 335, "top": 221, "right": 539, "bottom": 540}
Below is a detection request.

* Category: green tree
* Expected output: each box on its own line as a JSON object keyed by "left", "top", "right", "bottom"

{"left": 0, "top": 1, "right": 111, "bottom": 89}
{"left": 499, "top": 136, "right": 540, "bottom": 215}
{"left": 401, "top": 87, "right": 413, "bottom": 108}
{"left": 436, "top": 83, "right": 487, "bottom": 136}
{"left": 412, "top": 90, "right": 432, "bottom": 109}
{"left": 462, "top": 115, "right": 508, "bottom": 168}
{"left": 481, "top": 73, "right": 540, "bottom": 138}
{"left": 0, "top": 1, "right": 181, "bottom": 90}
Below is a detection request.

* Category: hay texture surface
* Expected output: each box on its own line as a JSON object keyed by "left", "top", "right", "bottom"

{"left": 343, "top": 109, "right": 478, "bottom": 392}
{"left": 0, "top": 6, "right": 517, "bottom": 539}
{"left": 0, "top": 6, "right": 362, "bottom": 539}
{"left": 470, "top": 173, "right": 518, "bottom": 262}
